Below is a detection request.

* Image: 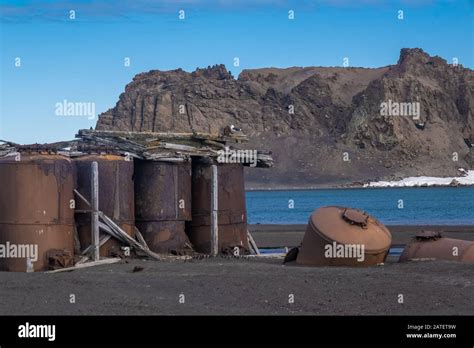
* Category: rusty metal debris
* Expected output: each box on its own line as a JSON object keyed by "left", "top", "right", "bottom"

{"left": 46, "top": 249, "right": 74, "bottom": 270}
{"left": 414, "top": 230, "right": 442, "bottom": 240}
{"left": 289, "top": 206, "right": 392, "bottom": 267}
{"left": 400, "top": 232, "right": 474, "bottom": 263}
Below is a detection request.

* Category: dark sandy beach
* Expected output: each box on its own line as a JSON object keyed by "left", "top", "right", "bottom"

{"left": 0, "top": 225, "right": 472, "bottom": 315}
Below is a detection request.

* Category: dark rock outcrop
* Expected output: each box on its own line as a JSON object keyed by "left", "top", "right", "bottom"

{"left": 96, "top": 49, "right": 473, "bottom": 188}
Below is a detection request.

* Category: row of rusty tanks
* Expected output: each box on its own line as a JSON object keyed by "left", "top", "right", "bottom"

{"left": 0, "top": 151, "right": 250, "bottom": 271}
{"left": 134, "top": 160, "right": 250, "bottom": 255}
{"left": 0, "top": 152, "right": 136, "bottom": 271}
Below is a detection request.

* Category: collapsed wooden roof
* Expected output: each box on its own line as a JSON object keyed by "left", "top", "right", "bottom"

{"left": 0, "top": 129, "right": 273, "bottom": 168}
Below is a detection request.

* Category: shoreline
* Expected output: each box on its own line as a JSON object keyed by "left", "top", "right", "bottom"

{"left": 249, "top": 224, "right": 474, "bottom": 248}
{"left": 246, "top": 169, "right": 474, "bottom": 190}
{"left": 249, "top": 224, "right": 474, "bottom": 231}
{"left": 245, "top": 184, "right": 474, "bottom": 191}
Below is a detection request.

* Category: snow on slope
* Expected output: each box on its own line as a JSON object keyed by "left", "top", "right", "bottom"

{"left": 364, "top": 170, "right": 474, "bottom": 188}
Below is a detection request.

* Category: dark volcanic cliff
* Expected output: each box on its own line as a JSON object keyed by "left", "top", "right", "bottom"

{"left": 96, "top": 48, "right": 474, "bottom": 188}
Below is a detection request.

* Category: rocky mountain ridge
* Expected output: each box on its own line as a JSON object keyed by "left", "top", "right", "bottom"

{"left": 96, "top": 48, "right": 473, "bottom": 188}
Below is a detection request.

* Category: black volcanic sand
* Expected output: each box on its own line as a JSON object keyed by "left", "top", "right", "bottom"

{"left": 0, "top": 225, "right": 472, "bottom": 315}
{"left": 0, "top": 257, "right": 472, "bottom": 315}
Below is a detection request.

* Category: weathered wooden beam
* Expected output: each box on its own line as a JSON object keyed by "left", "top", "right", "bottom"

{"left": 247, "top": 230, "right": 260, "bottom": 255}
{"left": 74, "top": 189, "right": 91, "bottom": 207}
{"left": 81, "top": 234, "right": 111, "bottom": 256}
{"left": 91, "top": 162, "right": 100, "bottom": 261}
{"left": 99, "top": 212, "right": 190, "bottom": 261}
{"left": 211, "top": 164, "right": 219, "bottom": 256}
{"left": 45, "top": 258, "right": 122, "bottom": 273}
{"left": 76, "top": 129, "right": 245, "bottom": 143}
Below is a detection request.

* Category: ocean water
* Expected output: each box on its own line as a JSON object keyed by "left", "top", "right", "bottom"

{"left": 246, "top": 187, "right": 474, "bottom": 225}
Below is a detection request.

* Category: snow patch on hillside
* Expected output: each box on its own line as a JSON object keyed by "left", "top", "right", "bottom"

{"left": 364, "top": 170, "right": 474, "bottom": 188}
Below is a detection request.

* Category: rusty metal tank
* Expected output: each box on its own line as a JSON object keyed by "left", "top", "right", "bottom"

{"left": 74, "top": 155, "right": 135, "bottom": 257}
{"left": 399, "top": 231, "right": 474, "bottom": 263}
{"left": 189, "top": 162, "right": 249, "bottom": 254}
{"left": 0, "top": 153, "right": 75, "bottom": 272}
{"left": 134, "top": 160, "right": 192, "bottom": 254}
{"left": 295, "top": 206, "right": 392, "bottom": 267}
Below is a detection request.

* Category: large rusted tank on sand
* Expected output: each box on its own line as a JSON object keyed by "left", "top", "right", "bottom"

{"left": 74, "top": 155, "right": 135, "bottom": 257}
{"left": 292, "top": 206, "right": 392, "bottom": 267}
{"left": 134, "top": 160, "right": 192, "bottom": 254}
{"left": 399, "top": 231, "right": 474, "bottom": 263}
{"left": 188, "top": 163, "right": 249, "bottom": 254}
{"left": 0, "top": 153, "right": 75, "bottom": 271}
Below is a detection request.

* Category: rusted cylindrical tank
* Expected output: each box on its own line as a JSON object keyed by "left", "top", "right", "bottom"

{"left": 399, "top": 231, "right": 474, "bottom": 263}
{"left": 0, "top": 154, "right": 75, "bottom": 272}
{"left": 295, "top": 206, "right": 392, "bottom": 267}
{"left": 74, "top": 155, "right": 135, "bottom": 257}
{"left": 134, "top": 160, "right": 192, "bottom": 254}
{"left": 189, "top": 162, "right": 249, "bottom": 254}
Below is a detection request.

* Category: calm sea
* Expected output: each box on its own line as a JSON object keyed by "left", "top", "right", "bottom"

{"left": 246, "top": 187, "right": 474, "bottom": 225}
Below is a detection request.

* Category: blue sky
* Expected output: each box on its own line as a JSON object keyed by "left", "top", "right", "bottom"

{"left": 1, "top": 0, "right": 472, "bottom": 144}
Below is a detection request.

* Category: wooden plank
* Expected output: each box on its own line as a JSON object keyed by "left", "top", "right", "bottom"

{"left": 77, "top": 129, "right": 234, "bottom": 142}
{"left": 203, "top": 139, "right": 226, "bottom": 149}
{"left": 91, "top": 161, "right": 100, "bottom": 261}
{"left": 99, "top": 212, "right": 189, "bottom": 261}
{"left": 81, "top": 234, "right": 111, "bottom": 256}
{"left": 134, "top": 227, "right": 150, "bottom": 251}
{"left": 161, "top": 142, "right": 201, "bottom": 152}
{"left": 46, "top": 258, "right": 122, "bottom": 273}
{"left": 247, "top": 230, "right": 260, "bottom": 255}
{"left": 73, "top": 189, "right": 91, "bottom": 207}
{"left": 211, "top": 164, "right": 219, "bottom": 256}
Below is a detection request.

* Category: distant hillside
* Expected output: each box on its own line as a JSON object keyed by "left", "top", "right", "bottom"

{"left": 96, "top": 48, "right": 474, "bottom": 188}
